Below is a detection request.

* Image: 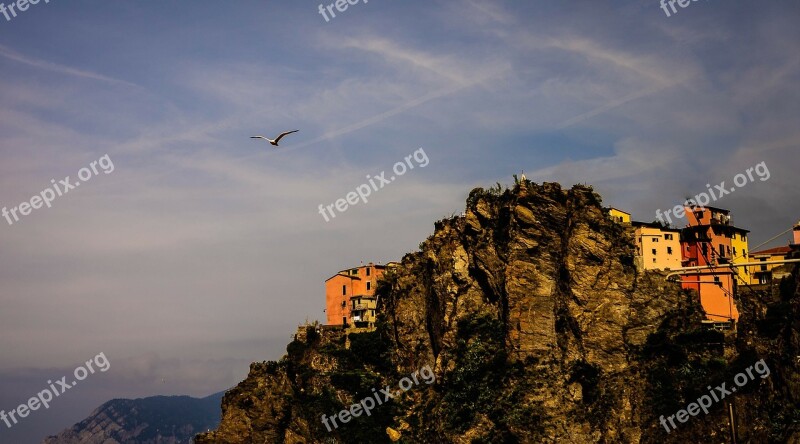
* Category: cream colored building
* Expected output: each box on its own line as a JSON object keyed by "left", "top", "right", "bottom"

{"left": 633, "top": 222, "right": 682, "bottom": 271}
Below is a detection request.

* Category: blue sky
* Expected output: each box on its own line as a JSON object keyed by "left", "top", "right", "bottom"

{"left": 1, "top": 0, "right": 799, "bottom": 441}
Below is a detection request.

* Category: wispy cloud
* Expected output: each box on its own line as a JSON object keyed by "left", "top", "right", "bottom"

{"left": 0, "top": 44, "right": 139, "bottom": 88}
{"left": 558, "top": 81, "right": 678, "bottom": 128}
{"left": 1, "top": 2, "right": 799, "bottom": 442}
{"left": 288, "top": 66, "right": 511, "bottom": 151}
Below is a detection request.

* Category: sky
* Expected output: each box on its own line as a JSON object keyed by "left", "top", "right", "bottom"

{"left": 1, "top": 0, "right": 799, "bottom": 442}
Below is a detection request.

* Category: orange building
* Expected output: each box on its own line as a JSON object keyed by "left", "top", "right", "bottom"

{"left": 324, "top": 262, "right": 397, "bottom": 327}
{"left": 679, "top": 206, "right": 745, "bottom": 324}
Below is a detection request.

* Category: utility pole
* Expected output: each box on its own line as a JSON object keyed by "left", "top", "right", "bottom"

{"left": 726, "top": 399, "right": 738, "bottom": 443}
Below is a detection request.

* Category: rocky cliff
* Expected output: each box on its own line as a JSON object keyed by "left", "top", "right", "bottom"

{"left": 196, "top": 181, "right": 800, "bottom": 443}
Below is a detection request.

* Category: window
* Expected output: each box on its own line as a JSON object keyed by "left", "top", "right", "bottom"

{"left": 342, "top": 317, "right": 347, "bottom": 325}
{"left": 665, "top": 234, "right": 673, "bottom": 240}
{"left": 733, "top": 247, "right": 737, "bottom": 256}
{"left": 652, "top": 248, "right": 657, "bottom": 255}
{"left": 342, "top": 285, "right": 346, "bottom": 295}
{"left": 667, "top": 247, "right": 673, "bottom": 254}
{"left": 366, "top": 267, "right": 371, "bottom": 276}
{"left": 653, "top": 238, "right": 659, "bottom": 242}
{"left": 367, "top": 282, "right": 371, "bottom": 291}
{"left": 719, "top": 244, "right": 725, "bottom": 256}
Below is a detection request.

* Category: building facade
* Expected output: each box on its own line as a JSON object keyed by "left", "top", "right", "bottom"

{"left": 729, "top": 227, "right": 750, "bottom": 283}
{"left": 632, "top": 222, "right": 682, "bottom": 270}
{"left": 324, "top": 262, "right": 396, "bottom": 327}
{"left": 794, "top": 221, "right": 800, "bottom": 245}
{"left": 744, "top": 221, "right": 800, "bottom": 284}
{"left": 679, "top": 206, "right": 747, "bottom": 323}
{"left": 608, "top": 208, "right": 631, "bottom": 224}
{"left": 748, "top": 246, "right": 793, "bottom": 285}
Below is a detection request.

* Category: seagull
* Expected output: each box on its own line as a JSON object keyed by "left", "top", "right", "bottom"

{"left": 250, "top": 130, "right": 299, "bottom": 146}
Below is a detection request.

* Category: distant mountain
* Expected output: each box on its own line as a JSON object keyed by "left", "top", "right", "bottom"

{"left": 42, "top": 392, "right": 224, "bottom": 444}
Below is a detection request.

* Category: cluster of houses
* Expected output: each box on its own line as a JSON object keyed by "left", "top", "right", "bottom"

{"left": 609, "top": 206, "right": 800, "bottom": 328}
{"left": 321, "top": 206, "right": 799, "bottom": 332}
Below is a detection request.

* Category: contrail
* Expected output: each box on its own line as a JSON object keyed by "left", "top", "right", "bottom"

{"left": 284, "top": 66, "right": 511, "bottom": 152}
{"left": 0, "top": 44, "right": 138, "bottom": 88}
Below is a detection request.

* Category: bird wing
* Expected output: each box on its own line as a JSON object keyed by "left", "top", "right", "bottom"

{"left": 250, "top": 136, "right": 269, "bottom": 140}
{"left": 273, "top": 130, "right": 299, "bottom": 143}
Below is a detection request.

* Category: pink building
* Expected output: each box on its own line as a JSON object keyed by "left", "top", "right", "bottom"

{"left": 794, "top": 221, "right": 800, "bottom": 245}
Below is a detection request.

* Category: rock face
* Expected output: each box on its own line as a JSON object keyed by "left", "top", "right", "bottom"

{"left": 197, "top": 182, "right": 800, "bottom": 443}
{"left": 42, "top": 392, "right": 223, "bottom": 444}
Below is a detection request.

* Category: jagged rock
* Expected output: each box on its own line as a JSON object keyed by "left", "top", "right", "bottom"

{"left": 197, "top": 181, "right": 800, "bottom": 443}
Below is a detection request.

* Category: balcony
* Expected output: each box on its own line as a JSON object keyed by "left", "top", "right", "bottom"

{"left": 710, "top": 214, "right": 732, "bottom": 226}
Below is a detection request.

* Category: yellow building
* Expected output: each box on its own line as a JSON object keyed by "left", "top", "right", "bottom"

{"left": 632, "top": 222, "right": 682, "bottom": 271}
{"left": 729, "top": 227, "right": 750, "bottom": 283}
{"left": 745, "top": 221, "right": 799, "bottom": 284}
{"left": 608, "top": 208, "right": 631, "bottom": 224}
{"left": 748, "top": 246, "right": 793, "bottom": 284}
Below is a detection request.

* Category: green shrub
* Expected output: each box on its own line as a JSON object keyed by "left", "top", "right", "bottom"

{"left": 286, "top": 340, "right": 306, "bottom": 360}
{"left": 441, "top": 314, "right": 508, "bottom": 431}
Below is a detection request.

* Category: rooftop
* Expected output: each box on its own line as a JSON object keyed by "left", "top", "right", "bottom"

{"left": 631, "top": 221, "right": 681, "bottom": 232}
{"left": 324, "top": 261, "right": 399, "bottom": 282}
{"left": 686, "top": 205, "right": 730, "bottom": 214}
{"left": 750, "top": 246, "right": 793, "bottom": 256}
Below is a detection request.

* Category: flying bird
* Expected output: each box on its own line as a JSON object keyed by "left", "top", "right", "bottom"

{"left": 250, "top": 130, "right": 299, "bottom": 146}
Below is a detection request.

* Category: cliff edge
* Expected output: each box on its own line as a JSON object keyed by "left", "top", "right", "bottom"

{"left": 197, "top": 181, "right": 800, "bottom": 443}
